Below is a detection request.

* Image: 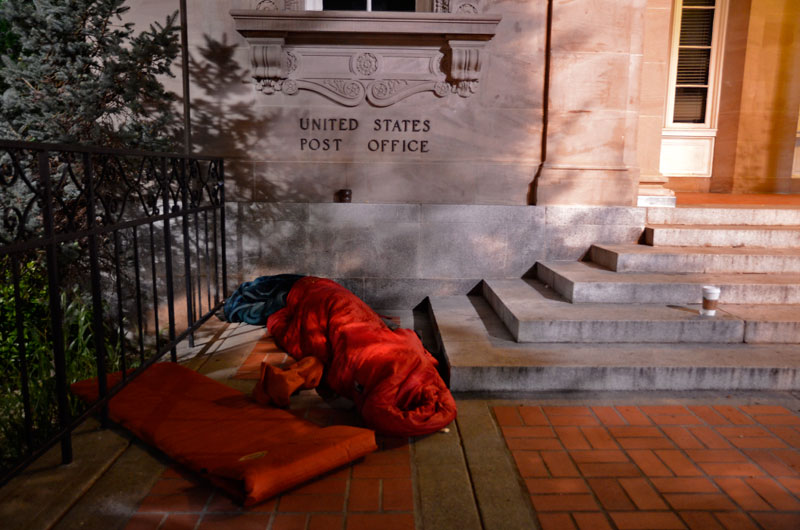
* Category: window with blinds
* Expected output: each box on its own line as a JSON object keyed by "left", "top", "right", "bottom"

{"left": 322, "top": 0, "right": 416, "bottom": 10}
{"left": 672, "top": 0, "right": 717, "bottom": 124}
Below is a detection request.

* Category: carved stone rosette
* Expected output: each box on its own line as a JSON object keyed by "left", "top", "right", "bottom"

{"left": 233, "top": 10, "right": 500, "bottom": 106}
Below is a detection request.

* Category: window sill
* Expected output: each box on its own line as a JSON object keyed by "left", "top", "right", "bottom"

{"left": 231, "top": 10, "right": 501, "bottom": 38}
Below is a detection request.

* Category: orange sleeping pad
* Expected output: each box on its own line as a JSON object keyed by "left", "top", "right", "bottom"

{"left": 71, "top": 363, "right": 377, "bottom": 506}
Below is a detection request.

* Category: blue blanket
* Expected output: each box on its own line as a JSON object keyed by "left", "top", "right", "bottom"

{"left": 222, "top": 274, "right": 305, "bottom": 325}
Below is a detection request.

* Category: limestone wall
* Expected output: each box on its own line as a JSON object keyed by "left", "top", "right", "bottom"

{"left": 123, "top": 2, "right": 651, "bottom": 307}
{"left": 128, "top": 0, "right": 648, "bottom": 206}
{"left": 225, "top": 203, "right": 645, "bottom": 307}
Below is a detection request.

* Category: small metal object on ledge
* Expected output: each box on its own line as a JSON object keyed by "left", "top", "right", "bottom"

{"left": 336, "top": 189, "right": 352, "bottom": 203}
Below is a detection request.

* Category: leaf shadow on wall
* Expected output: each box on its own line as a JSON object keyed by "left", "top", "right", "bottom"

{"left": 188, "top": 33, "right": 330, "bottom": 203}
{"left": 186, "top": 34, "right": 331, "bottom": 284}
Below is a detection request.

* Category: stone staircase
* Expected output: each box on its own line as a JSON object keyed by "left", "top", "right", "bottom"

{"left": 428, "top": 207, "right": 800, "bottom": 392}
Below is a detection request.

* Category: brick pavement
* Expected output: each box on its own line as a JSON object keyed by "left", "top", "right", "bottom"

{"left": 496, "top": 404, "right": 800, "bottom": 530}
{"left": 123, "top": 407, "right": 415, "bottom": 530}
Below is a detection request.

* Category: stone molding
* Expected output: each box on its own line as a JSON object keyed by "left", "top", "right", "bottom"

{"left": 244, "top": 0, "right": 486, "bottom": 13}
{"left": 231, "top": 10, "right": 500, "bottom": 106}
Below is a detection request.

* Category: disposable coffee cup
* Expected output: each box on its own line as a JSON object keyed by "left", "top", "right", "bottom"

{"left": 701, "top": 285, "right": 720, "bottom": 316}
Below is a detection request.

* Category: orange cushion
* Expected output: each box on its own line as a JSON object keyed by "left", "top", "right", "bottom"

{"left": 71, "top": 362, "right": 376, "bottom": 506}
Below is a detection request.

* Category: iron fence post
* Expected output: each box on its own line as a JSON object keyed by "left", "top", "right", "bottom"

{"left": 219, "top": 159, "right": 228, "bottom": 298}
{"left": 39, "top": 150, "right": 72, "bottom": 465}
{"left": 181, "top": 158, "right": 195, "bottom": 347}
{"left": 10, "top": 255, "right": 34, "bottom": 451}
{"left": 161, "top": 157, "right": 178, "bottom": 362}
{"left": 84, "top": 153, "right": 109, "bottom": 425}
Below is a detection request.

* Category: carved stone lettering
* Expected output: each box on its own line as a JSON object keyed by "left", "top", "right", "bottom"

{"left": 296, "top": 116, "right": 433, "bottom": 155}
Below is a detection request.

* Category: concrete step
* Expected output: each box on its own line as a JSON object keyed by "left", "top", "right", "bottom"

{"left": 647, "top": 207, "right": 800, "bottom": 226}
{"left": 723, "top": 305, "right": 800, "bottom": 344}
{"left": 644, "top": 224, "right": 800, "bottom": 248}
{"left": 590, "top": 243, "right": 800, "bottom": 274}
{"left": 536, "top": 260, "right": 800, "bottom": 304}
{"left": 429, "top": 295, "right": 800, "bottom": 392}
{"left": 482, "top": 279, "right": 744, "bottom": 343}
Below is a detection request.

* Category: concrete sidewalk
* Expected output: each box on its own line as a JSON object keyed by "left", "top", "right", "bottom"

{"left": 3, "top": 321, "right": 800, "bottom": 530}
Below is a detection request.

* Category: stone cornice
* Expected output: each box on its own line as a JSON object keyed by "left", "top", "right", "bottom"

{"left": 231, "top": 9, "right": 501, "bottom": 106}
{"left": 230, "top": 10, "right": 501, "bottom": 39}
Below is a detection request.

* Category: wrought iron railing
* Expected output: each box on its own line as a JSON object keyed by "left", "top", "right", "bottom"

{"left": 0, "top": 140, "right": 227, "bottom": 486}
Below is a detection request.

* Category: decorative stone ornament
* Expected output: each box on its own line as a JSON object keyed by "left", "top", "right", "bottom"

{"left": 352, "top": 52, "right": 380, "bottom": 77}
{"left": 231, "top": 9, "right": 500, "bottom": 107}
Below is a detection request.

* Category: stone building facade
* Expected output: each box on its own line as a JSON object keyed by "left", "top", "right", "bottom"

{"left": 130, "top": 0, "right": 800, "bottom": 306}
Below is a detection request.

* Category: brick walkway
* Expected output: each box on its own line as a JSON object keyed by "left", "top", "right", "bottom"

{"left": 496, "top": 404, "right": 800, "bottom": 530}
{"left": 124, "top": 409, "right": 415, "bottom": 530}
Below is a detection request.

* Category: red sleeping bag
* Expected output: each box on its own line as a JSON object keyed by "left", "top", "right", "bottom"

{"left": 267, "top": 277, "right": 457, "bottom": 437}
{"left": 71, "top": 363, "right": 377, "bottom": 506}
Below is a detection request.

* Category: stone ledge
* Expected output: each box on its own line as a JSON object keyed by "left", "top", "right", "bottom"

{"left": 230, "top": 10, "right": 502, "bottom": 38}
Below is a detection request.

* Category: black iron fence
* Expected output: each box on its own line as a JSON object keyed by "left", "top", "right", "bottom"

{"left": 0, "top": 140, "right": 227, "bottom": 486}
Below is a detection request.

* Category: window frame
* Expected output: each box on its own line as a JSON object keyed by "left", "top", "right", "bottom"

{"left": 304, "top": 0, "right": 432, "bottom": 11}
{"left": 664, "top": 0, "right": 728, "bottom": 130}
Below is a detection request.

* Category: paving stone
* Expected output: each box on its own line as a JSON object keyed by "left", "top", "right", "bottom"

{"left": 530, "top": 493, "right": 599, "bottom": 511}
{"left": 714, "top": 477, "right": 772, "bottom": 511}
{"left": 650, "top": 477, "right": 718, "bottom": 493}
{"left": 538, "top": 512, "right": 577, "bottom": 530}
{"left": 610, "top": 511, "right": 686, "bottom": 530}
{"left": 500, "top": 400, "right": 800, "bottom": 530}
{"left": 619, "top": 478, "right": 668, "bottom": 510}
{"left": 679, "top": 511, "right": 725, "bottom": 530}
{"left": 459, "top": 400, "right": 538, "bottom": 530}
{"left": 0, "top": 420, "right": 131, "bottom": 530}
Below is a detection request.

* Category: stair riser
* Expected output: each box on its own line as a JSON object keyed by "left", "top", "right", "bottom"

{"left": 590, "top": 247, "right": 800, "bottom": 274}
{"left": 482, "top": 281, "right": 521, "bottom": 339}
{"left": 535, "top": 263, "right": 575, "bottom": 301}
{"left": 538, "top": 262, "right": 800, "bottom": 303}
{"left": 449, "top": 366, "right": 800, "bottom": 392}
{"left": 645, "top": 227, "right": 800, "bottom": 248}
{"left": 647, "top": 208, "right": 800, "bottom": 226}
{"left": 745, "top": 322, "right": 800, "bottom": 344}
{"left": 566, "top": 283, "right": 800, "bottom": 304}
{"left": 516, "top": 320, "right": 744, "bottom": 343}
